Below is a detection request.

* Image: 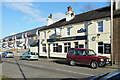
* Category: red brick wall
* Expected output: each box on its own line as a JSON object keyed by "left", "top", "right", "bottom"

{"left": 113, "top": 16, "right": 120, "bottom": 64}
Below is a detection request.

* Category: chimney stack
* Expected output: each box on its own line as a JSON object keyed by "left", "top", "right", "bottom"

{"left": 47, "top": 14, "right": 53, "bottom": 26}
{"left": 49, "top": 14, "right": 52, "bottom": 19}
{"left": 67, "top": 6, "right": 72, "bottom": 11}
{"left": 66, "top": 6, "right": 75, "bottom": 21}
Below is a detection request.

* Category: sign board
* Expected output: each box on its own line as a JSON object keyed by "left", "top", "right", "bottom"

{"left": 77, "top": 28, "right": 86, "bottom": 33}
{"left": 104, "top": 44, "right": 111, "bottom": 54}
{"left": 55, "top": 28, "right": 61, "bottom": 36}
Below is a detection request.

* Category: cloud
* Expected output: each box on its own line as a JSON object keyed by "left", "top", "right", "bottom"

{"left": 4, "top": 2, "right": 65, "bottom": 25}
{"left": 5, "top": 2, "right": 46, "bottom": 23}
{"left": 53, "top": 13, "right": 65, "bottom": 22}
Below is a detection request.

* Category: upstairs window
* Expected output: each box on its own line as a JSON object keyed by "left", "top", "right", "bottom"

{"left": 44, "top": 32, "right": 46, "bottom": 39}
{"left": 67, "top": 27, "right": 71, "bottom": 36}
{"left": 98, "top": 21, "right": 103, "bottom": 32}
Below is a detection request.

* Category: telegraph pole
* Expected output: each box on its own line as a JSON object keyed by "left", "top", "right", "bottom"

{"left": 110, "top": 0, "right": 114, "bottom": 66}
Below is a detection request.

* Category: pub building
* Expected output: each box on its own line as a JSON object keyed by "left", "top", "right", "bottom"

{"left": 38, "top": 4, "right": 120, "bottom": 58}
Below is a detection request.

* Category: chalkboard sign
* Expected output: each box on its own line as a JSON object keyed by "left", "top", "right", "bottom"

{"left": 104, "top": 44, "right": 111, "bottom": 54}
{"left": 58, "top": 45, "right": 62, "bottom": 52}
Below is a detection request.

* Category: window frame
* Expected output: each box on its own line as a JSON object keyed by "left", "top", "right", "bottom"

{"left": 98, "top": 21, "right": 103, "bottom": 32}
{"left": 64, "top": 42, "right": 71, "bottom": 53}
{"left": 98, "top": 42, "right": 104, "bottom": 54}
{"left": 67, "top": 27, "right": 71, "bottom": 36}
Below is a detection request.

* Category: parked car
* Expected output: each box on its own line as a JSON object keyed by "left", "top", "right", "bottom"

{"left": 82, "top": 70, "right": 120, "bottom": 80}
{"left": 2, "top": 51, "right": 14, "bottom": 58}
{"left": 20, "top": 52, "right": 39, "bottom": 60}
{"left": 66, "top": 48, "right": 110, "bottom": 69}
{"left": 0, "top": 55, "right": 3, "bottom": 63}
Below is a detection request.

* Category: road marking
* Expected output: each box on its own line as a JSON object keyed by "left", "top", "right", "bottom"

{"left": 55, "top": 68, "right": 93, "bottom": 76}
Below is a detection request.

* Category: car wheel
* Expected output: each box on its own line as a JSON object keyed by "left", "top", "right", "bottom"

{"left": 19, "top": 57, "right": 22, "bottom": 60}
{"left": 99, "top": 62, "right": 106, "bottom": 67}
{"left": 70, "top": 59, "right": 75, "bottom": 66}
{"left": 90, "top": 61, "right": 98, "bottom": 69}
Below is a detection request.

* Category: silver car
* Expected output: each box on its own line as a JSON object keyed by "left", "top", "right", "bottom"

{"left": 2, "top": 51, "right": 14, "bottom": 58}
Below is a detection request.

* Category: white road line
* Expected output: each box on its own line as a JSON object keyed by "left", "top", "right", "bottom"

{"left": 55, "top": 68, "right": 93, "bottom": 76}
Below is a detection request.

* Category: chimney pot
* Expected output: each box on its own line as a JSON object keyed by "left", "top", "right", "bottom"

{"left": 67, "top": 6, "right": 72, "bottom": 11}
{"left": 49, "top": 14, "right": 52, "bottom": 19}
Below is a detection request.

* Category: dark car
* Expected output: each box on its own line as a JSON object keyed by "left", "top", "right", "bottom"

{"left": 66, "top": 48, "right": 110, "bottom": 69}
{"left": 2, "top": 51, "right": 14, "bottom": 58}
{"left": 82, "top": 70, "right": 120, "bottom": 80}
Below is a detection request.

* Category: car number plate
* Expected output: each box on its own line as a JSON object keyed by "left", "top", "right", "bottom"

{"left": 34, "top": 57, "right": 37, "bottom": 59}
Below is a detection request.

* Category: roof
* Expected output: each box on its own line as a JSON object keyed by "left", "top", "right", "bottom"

{"left": 39, "top": 5, "right": 120, "bottom": 31}
{"left": 2, "top": 5, "right": 120, "bottom": 40}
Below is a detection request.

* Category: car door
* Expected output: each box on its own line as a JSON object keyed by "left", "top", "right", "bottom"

{"left": 67, "top": 49, "right": 74, "bottom": 61}
{"left": 22, "top": 53, "right": 27, "bottom": 59}
{"left": 73, "top": 50, "right": 88, "bottom": 64}
{"left": 73, "top": 50, "right": 81, "bottom": 63}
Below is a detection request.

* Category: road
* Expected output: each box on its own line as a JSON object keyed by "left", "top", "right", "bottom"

{"left": 2, "top": 57, "right": 117, "bottom": 80}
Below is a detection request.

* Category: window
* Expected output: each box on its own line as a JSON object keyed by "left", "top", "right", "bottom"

{"left": 74, "top": 42, "right": 78, "bottom": 48}
{"left": 98, "top": 42, "right": 104, "bottom": 54}
{"left": 42, "top": 44, "right": 46, "bottom": 52}
{"left": 68, "top": 50, "right": 73, "bottom": 55}
{"left": 44, "top": 32, "right": 46, "bottom": 39}
{"left": 64, "top": 43, "right": 71, "bottom": 53}
{"left": 34, "top": 36, "right": 36, "bottom": 40}
{"left": 53, "top": 43, "right": 58, "bottom": 52}
{"left": 74, "top": 50, "right": 86, "bottom": 56}
{"left": 79, "top": 44, "right": 84, "bottom": 48}
{"left": 67, "top": 27, "right": 71, "bottom": 36}
{"left": 98, "top": 21, "right": 103, "bottom": 32}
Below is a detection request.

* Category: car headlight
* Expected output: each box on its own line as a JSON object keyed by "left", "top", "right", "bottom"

{"left": 99, "top": 59, "right": 104, "bottom": 61}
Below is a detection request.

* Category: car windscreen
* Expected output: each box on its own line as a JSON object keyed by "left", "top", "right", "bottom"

{"left": 8, "top": 52, "right": 13, "bottom": 54}
{"left": 8, "top": 52, "right": 13, "bottom": 53}
{"left": 30, "top": 52, "right": 37, "bottom": 55}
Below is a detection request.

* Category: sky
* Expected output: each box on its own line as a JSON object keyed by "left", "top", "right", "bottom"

{"left": 1, "top": 1, "right": 110, "bottom": 39}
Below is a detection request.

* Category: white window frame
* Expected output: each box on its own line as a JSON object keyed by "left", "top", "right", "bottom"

{"left": 64, "top": 42, "right": 71, "bottom": 53}
{"left": 44, "top": 31, "right": 46, "bottom": 39}
{"left": 98, "top": 21, "right": 103, "bottom": 33}
{"left": 67, "top": 27, "right": 71, "bottom": 36}
{"left": 98, "top": 42, "right": 104, "bottom": 54}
